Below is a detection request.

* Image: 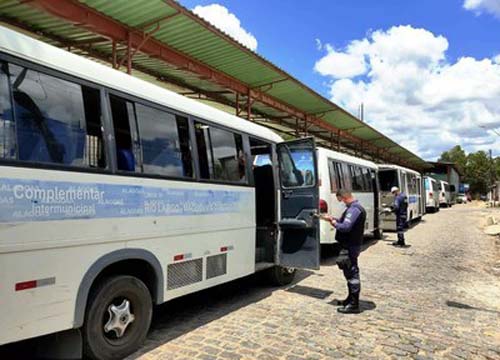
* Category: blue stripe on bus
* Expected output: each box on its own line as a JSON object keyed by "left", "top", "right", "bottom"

{"left": 408, "top": 195, "right": 417, "bottom": 204}
{"left": 0, "top": 178, "right": 251, "bottom": 223}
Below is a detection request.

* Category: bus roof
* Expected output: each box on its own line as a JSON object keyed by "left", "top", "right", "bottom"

{"left": 317, "top": 147, "right": 378, "bottom": 169}
{"left": 0, "top": 25, "right": 283, "bottom": 144}
{"left": 378, "top": 164, "right": 421, "bottom": 176}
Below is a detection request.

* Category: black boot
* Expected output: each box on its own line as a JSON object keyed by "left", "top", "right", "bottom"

{"left": 337, "top": 294, "right": 360, "bottom": 314}
{"left": 334, "top": 287, "right": 352, "bottom": 306}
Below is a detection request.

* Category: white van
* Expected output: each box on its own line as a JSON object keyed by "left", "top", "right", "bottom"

{"left": 424, "top": 176, "right": 440, "bottom": 213}
{"left": 317, "top": 147, "right": 383, "bottom": 243}
{"left": 439, "top": 180, "right": 452, "bottom": 207}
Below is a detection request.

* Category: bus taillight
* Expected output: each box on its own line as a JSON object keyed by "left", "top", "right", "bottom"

{"left": 319, "top": 199, "right": 328, "bottom": 213}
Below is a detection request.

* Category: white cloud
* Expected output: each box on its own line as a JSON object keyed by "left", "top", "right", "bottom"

{"left": 315, "top": 25, "right": 500, "bottom": 160}
{"left": 463, "top": 0, "right": 500, "bottom": 18}
{"left": 193, "top": 4, "right": 258, "bottom": 51}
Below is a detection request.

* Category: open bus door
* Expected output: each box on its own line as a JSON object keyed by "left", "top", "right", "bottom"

{"left": 276, "top": 138, "right": 320, "bottom": 270}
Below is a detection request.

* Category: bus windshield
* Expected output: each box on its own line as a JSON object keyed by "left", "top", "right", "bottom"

{"left": 378, "top": 170, "right": 398, "bottom": 192}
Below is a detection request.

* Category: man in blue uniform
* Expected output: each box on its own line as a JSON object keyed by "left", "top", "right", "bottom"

{"left": 323, "top": 189, "right": 366, "bottom": 314}
{"left": 391, "top": 186, "right": 408, "bottom": 247}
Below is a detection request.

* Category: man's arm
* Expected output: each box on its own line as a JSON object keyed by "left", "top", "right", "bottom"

{"left": 334, "top": 207, "right": 362, "bottom": 233}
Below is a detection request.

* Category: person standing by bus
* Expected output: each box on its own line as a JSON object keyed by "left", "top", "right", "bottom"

{"left": 391, "top": 186, "right": 408, "bottom": 247}
{"left": 323, "top": 189, "right": 366, "bottom": 314}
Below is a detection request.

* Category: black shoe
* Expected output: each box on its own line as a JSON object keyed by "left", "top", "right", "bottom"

{"left": 337, "top": 303, "right": 360, "bottom": 314}
{"left": 334, "top": 296, "right": 351, "bottom": 307}
{"left": 392, "top": 241, "right": 405, "bottom": 247}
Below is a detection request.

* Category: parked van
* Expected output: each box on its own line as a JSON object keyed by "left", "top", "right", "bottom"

{"left": 317, "top": 147, "right": 383, "bottom": 243}
{"left": 439, "top": 180, "right": 452, "bottom": 207}
{"left": 424, "top": 176, "right": 440, "bottom": 213}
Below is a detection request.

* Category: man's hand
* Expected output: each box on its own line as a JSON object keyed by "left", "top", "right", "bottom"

{"left": 320, "top": 214, "right": 336, "bottom": 226}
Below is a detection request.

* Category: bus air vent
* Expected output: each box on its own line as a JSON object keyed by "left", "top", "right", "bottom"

{"left": 167, "top": 258, "right": 203, "bottom": 290}
{"left": 206, "top": 254, "right": 227, "bottom": 279}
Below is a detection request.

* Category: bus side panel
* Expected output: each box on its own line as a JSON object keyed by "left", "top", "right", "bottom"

{"left": 0, "top": 166, "right": 255, "bottom": 345}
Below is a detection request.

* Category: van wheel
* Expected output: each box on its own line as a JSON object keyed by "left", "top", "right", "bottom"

{"left": 373, "top": 228, "right": 384, "bottom": 240}
{"left": 82, "top": 275, "right": 152, "bottom": 360}
{"left": 267, "top": 266, "right": 296, "bottom": 286}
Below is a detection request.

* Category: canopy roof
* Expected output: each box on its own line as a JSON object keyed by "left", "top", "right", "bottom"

{"left": 0, "top": 0, "right": 429, "bottom": 170}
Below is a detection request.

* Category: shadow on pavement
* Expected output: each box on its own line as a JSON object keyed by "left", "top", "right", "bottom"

{"left": 286, "top": 284, "right": 333, "bottom": 299}
{"left": 328, "top": 299, "right": 377, "bottom": 313}
{"left": 446, "top": 300, "right": 500, "bottom": 314}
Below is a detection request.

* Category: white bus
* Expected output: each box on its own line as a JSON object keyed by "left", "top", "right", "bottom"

{"left": 378, "top": 164, "right": 424, "bottom": 231}
{"left": 423, "top": 176, "right": 440, "bottom": 213}
{"left": 0, "top": 26, "right": 322, "bottom": 360}
{"left": 317, "top": 147, "right": 383, "bottom": 244}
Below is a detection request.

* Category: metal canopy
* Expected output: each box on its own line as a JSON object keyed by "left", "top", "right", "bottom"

{"left": 0, "top": 0, "right": 429, "bottom": 170}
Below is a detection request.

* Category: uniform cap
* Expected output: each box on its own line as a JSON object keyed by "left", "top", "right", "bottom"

{"left": 391, "top": 186, "right": 399, "bottom": 193}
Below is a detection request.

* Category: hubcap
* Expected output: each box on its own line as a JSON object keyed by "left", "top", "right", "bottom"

{"left": 104, "top": 299, "right": 135, "bottom": 338}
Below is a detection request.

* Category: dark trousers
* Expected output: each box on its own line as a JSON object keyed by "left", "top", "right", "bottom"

{"left": 396, "top": 215, "right": 407, "bottom": 244}
{"left": 343, "top": 247, "right": 361, "bottom": 298}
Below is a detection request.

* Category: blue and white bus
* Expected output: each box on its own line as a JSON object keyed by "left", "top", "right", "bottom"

{"left": 0, "top": 26, "right": 321, "bottom": 360}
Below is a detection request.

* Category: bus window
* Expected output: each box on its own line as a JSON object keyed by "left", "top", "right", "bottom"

{"left": 0, "top": 62, "right": 15, "bottom": 159}
{"left": 378, "top": 169, "right": 398, "bottom": 191}
{"left": 195, "top": 122, "right": 246, "bottom": 182}
{"left": 341, "top": 162, "right": 352, "bottom": 190}
{"left": 9, "top": 63, "right": 106, "bottom": 168}
{"left": 136, "top": 104, "right": 193, "bottom": 178}
{"left": 328, "top": 159, "right": 339, "bottom": 193}
{"left": 250, "top": 137, "right": 272, "bottom": 167}
{"left": 110, "top": 95, "right": 140, "bottom": 172}
{"left": 362, "top": 167, "right": 373, "bottom": 191}
{"left": 350, "top": 165, "right": 363, "bottom": 191}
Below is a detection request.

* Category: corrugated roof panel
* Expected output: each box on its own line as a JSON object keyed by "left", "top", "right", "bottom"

{"left": 0, "top": 0, "right": 429, "bottom": 169}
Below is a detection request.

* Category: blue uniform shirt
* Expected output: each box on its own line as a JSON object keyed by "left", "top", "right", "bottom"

{"left": 334, "top": 200, "right": 363, "bottom": 233}
{"left": 394, "top": 192, "right": 408, "bottom": 217}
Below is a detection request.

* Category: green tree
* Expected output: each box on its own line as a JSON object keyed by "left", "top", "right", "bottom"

{"left": 438, "top": 145, "right": 467, "bottom": 173}
{"left": 465, "top": 151, "right": 491, "bottom": 194}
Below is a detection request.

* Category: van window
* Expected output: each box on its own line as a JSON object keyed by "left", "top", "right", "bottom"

{"left": 9, "top": 63, "right": 106, "bottom": 168}
{"left": 0, "top": 62, "right": 15, "bottom": 159}
{"left": 110, "top": 95, "right": 140, "bottom": 172}
{"left": 362, "top": 167, "right": 373, "bottom": 191}
{"left": 350, "top": 165, "right": 364, "bottom": 191}
{"left": 378, "top": 169, "right": 398, "bottom": 191}
{"left": 195, "top": 122, "right": 246, "bottom": 183}
{"left": 328, "top": 159, "right": 340, "bottom": 193}
{"left": 136, "top": 104, "right": 193, "bottom": 178}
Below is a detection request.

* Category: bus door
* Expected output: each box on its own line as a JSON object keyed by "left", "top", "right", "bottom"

{"left": 276, "top": 138, "right": 320, "bottom": 270}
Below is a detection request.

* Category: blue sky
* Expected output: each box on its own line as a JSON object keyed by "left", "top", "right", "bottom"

{"left": 180, "top": 0, "right": 500, "bottom": 159}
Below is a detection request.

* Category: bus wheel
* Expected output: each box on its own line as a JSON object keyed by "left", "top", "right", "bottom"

{"left": 268, "top": 266, "right": 296, "bottom": 286}
{"left": 82, "top": 275, "right": 152, "bottom": 360}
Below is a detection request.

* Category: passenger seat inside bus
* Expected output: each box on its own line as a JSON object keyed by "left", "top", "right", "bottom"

{"left": 117, "top": 148, "right": 135, "bottom": 171}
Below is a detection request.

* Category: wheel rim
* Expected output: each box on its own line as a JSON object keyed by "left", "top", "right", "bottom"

{"left": 283, "top": 267, "right": 295, "bottom": 275}
{"left": 103, "top": 298, "right": 135, "bottom": 339}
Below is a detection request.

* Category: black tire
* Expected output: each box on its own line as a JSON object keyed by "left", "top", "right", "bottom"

{"left": 82, "top": 275, "right": 152, "bottom": 360}
{"left": 373, "top": 228, "right": 383, "bottom": 240}
{"left": 267, "top": 266, "right": 296, "bottom": 286}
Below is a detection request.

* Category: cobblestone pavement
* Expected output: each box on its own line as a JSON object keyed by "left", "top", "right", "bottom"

{"left": 129, "top": 204, "right": 500, "bottom": 360}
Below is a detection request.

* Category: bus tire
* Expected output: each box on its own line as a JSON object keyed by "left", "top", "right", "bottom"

{"left": 267, "top": 266, "right": 296, "bottom": 286}
{"left": 82, "top": 275, "right": 152, "bottom": 360}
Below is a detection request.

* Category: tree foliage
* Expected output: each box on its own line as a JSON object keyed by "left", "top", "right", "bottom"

{"left": 438, "top": 145, "right": 498, "bottom": 195}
